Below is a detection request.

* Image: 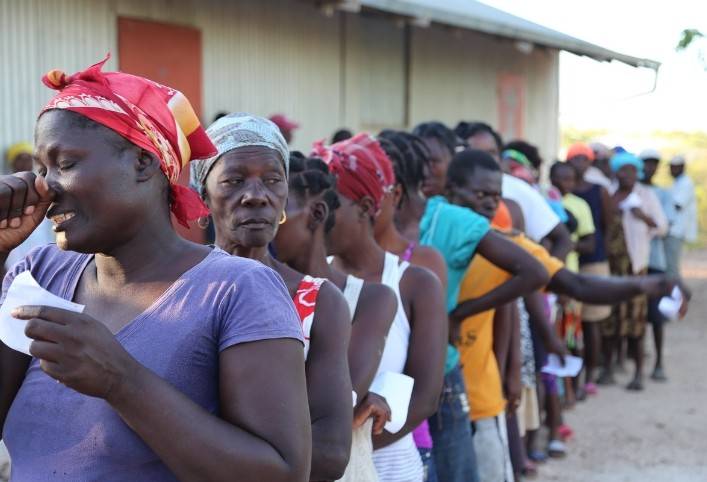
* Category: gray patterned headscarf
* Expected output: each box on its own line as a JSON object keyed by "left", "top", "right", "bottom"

{"left": 190, "top": 112, "right": 290, "bottom": 198}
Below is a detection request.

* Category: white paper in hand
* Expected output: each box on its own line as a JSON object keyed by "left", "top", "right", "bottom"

{"left": 0, "top": 271, "right": 84, "bottom": 355}
{"left": 369, "top": 371, "right": 414, "bottom": 434}
{"left": 658, "top": 286, "right": 683, "bottom": 321}
{"left": 541, "top": 354, "right": 583, "bottom": 378}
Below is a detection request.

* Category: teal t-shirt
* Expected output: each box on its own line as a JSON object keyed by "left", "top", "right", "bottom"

{"left": 419, "top": 196, "right": 491, "bottom": 373}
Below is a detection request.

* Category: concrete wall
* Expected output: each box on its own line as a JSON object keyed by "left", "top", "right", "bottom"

{"left": 0, "top": 0, "right": 559, "bottom": 163}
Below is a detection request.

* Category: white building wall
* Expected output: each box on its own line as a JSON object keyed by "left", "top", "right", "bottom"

{"left": 0, "top": 0, "right": 559, "bottom": 162}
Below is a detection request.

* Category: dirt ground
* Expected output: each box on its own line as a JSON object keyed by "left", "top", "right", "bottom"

{"left": 0, "top": 253, "right": 705, "bottom": 481}
{"left": 538, "top": 249, "right": 707, "bottom": 482}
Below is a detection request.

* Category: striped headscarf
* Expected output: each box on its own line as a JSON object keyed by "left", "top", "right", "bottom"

{"left": 190, "top": 113, "right": 289, "bottom": 199}
{"left": 41, "top": 55, "right": 215, "bottom": 227}
{"left": 311, "top": 133, "right": 394, "bottom": 211}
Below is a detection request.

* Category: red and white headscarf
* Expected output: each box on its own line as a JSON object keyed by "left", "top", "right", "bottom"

{"left": 41, "top": 55, "right": 216, "bottom": 227}
{"left": 311, "top": 133, "right": 395, "bottom": 210}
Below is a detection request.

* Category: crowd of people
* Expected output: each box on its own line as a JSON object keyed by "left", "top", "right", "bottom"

{"left": 0, "top": 58, "right": 696, "bottom": 482}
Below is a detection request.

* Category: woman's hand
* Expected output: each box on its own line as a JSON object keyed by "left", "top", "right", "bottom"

{"left": 353, "top": 392, "right": 391, "bottom": 435}
{"left": 0, "top": 173, "right": 54, "bottom": 253}
{"left": 15, "top": 305, "right": 136, "bottom": 401}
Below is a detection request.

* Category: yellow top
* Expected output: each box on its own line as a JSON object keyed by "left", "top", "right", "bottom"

{"left": 457, "top": 231, "right": 563, "bottom": 421}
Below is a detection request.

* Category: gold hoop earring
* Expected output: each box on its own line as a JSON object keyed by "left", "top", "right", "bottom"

{"left": 197, "top": 216, "right": 210, "bottom": 230}
{"left": 279, "top": 212, "right": 287, "bottom": 225}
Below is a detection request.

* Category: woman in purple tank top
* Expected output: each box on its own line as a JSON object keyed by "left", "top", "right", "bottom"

{"left": 0, "top": 61, "right": 310, "bottom": 481}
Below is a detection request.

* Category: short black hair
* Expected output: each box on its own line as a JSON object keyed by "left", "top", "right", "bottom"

{"left": 212, "top": 111, "right": 229, "bottom": 123}
{"left": 288, "top": 152, "right": 340, "bottom": 232}
{"left": 454, "top": 121, "right": 503, "bottom": 152}
{"left": 550, "top": 161, "right": 576, "bottom": 179}
{"left": 505, "top": 140, "right": 542, "bottom": 170}
{"left": 331, "top": 129, "right": 353, "bottom": 144}
{"left": 446, "top": 149, "right": 500, "bottom": 187}
{"left": 413, "top": 122, "right": 458, "bottom": 156}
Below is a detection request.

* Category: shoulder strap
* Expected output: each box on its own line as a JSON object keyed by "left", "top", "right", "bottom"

{"left": 342, "top": 275, "right": 364, "bottom": 319}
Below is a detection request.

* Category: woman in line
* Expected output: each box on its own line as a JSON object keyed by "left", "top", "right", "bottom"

{"left": 0, "top": 59, "right": 310, "bottom": 480}
{"left": 375, "top": 131, "right": 447, "bottom": 481}
{"left": 190, "top": 113, "right": 354, "bottom": 481}
{"left": 313, "top": 133, "right": 447, "bottom": 482}
{"left": 272, "top": 152, "right": 398, "bottom": 481}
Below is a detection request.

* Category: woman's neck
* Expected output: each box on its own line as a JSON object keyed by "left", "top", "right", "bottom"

{"left": 94, "top": 219, "right": 194, "bottom": 287}
{"left": 288, "top": 235, "right": 344, "bottom": 287}
{"left": 376, "top": 221, "right": 410, "bottom": 257}
{"left": 334, "top": 234, "right": 386, "bottom": 282}
{"left": 395, "top": 196, "right": 426, "bottom": 242}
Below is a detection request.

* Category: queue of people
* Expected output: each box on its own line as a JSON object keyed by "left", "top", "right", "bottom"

{"left": 0, "top": 59, "right": 695, "bottom": 482}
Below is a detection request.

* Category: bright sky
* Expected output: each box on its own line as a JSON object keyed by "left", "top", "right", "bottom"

{"left": 481, "top": 0, "right": 707, "bottom": 134}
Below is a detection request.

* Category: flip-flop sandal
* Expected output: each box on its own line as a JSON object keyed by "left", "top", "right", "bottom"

{"left": 584, "top": 382, "right": 599, "bottom": 395}
{"left": 558, "top": 424, "right": 574, "bottom": 441}
{"left": 626, "top": 379, "right": 644, "bottom": 391}
{"left": 528, "top": 450, "right": 548, "bottom": 463}
{"left": 651, "top": 367, "right": 668, "bottom": 382}
{"left": 522, "top": 460, "right": 539, "bottom": 478}
{"left": 548, "top": 439, "right": 567, "bottom": 458}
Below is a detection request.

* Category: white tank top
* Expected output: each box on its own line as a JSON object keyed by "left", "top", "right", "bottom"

{"left": 372, "top": 252, "right": 422, "bottom": 482}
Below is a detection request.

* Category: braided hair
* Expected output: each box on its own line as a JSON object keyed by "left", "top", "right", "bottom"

{"left": 413, "top": 121, "right": 458, "bottom": 157}
{"left": 288, "top": 151, "right": 340, "bottom": 232}
{"left": 505, "top": 140, "right": 543, "bottom": 170}
{"left": 377, "top": 130, "right": 429, "bottom": 203}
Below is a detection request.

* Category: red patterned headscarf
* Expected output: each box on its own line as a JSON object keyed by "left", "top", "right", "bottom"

{"left": 40, "top": 55, "right": 216, "bottom": 228}
{"left": 311, "top": 133, "right": 395, "bottom": 210}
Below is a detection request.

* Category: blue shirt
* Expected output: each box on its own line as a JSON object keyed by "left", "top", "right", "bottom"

{"left": 420, "top": 196, "right": 491, "bottom": 372}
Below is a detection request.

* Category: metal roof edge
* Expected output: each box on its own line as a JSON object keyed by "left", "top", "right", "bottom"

{"left": 358, "top": 0, "right": 661, "bottom": 70}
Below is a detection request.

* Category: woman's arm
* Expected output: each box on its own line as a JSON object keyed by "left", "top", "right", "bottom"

{"left": 0, "top": 345, "right": 30, "bottom": 429}
{"left": 548, "top": 269, "right": 675, "bottom": 304}
{"left": 349, "top": 284, "right": 397, "bottom": 399}
{"left": 575, "top": 233, "right": 596, "bottom": 256}
{"left": 451, "top": 231, "right": 550, "bottom": 322}
{"left": 307, "top": 282, "right": 353, "bottom": 481}
{"left": 19, "top": 306, "right": 312, "bottom": 482}
{"left": 373, "top": 267, "right": 446, "bottom": 449}
{"left": 523, "top": 292, "right": 568, "bottom": 360}
{"left": 493, "top": 303, "right": 514, "bottom": 379}
{"left": 504, "top": 305, "right": 522, "bottom": 413}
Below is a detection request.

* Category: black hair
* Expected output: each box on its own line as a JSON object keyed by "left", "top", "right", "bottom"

{"left": 549, "top": 161, "right": 576, "bottom": 179}
{"left": 331, "top": 129, "right": 353, "bottom": 144}
{"left": 446, "top": 149, "right": 500, "bottom": 188}
{"left": 505, "top": 140, "right": 542, "bottom": 170}
{"left": 288, "top": 151, "right": 340, "bottom": 232}
{"left": 212, "top": 111, "right": 229, "bottom": 123}
{"left": 377, "top": 130, "right": 429, "bottom": 203}
{"left": 412, "top": 122, "right": 458, "bottom": 156}
{"left": 454, "top": 121, "right": 503, "bottom": 152}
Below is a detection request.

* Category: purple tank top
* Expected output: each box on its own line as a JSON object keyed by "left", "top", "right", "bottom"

{"left": 2, "top": 245, "right": 303, "bottom": 481}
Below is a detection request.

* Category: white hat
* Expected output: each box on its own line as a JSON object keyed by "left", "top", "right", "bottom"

{"left": 639, "top": 148, "right": 661, "bottom": 161}
{"left": 670, "top": 154, "right": 687, "bottom": 166}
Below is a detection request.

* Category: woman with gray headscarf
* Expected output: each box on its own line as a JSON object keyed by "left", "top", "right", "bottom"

{"left": 191, "top": 113, "right": 354, "bottom": 481}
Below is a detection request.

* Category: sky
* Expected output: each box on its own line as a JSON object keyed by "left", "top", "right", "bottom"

{"left": 480, "top": 0, "right": 707, "bottom": 134}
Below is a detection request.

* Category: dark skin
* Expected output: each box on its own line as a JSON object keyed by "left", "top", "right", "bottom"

{"left": 375, "top": 183, "right": 448, "bottom": 296}
{"left": 204, "top": 146, "right": 353, "bottom": 481}
{"left": 272, "top": 182, "right": 396, "bottom": 437}
{"left": 0, "top": 110, "right": 311, "bottom": 481}
{"left": 462, "top": 165, "right": 677, "bottom": 308}
{"left": 420, "top": 136, "right": 454, "bottom": 200}
{"left": 326, "top": 191, "right": 447, "bottom": 449}
{"left": 670, "top": 163, "right": 685, "bottom": 180}
{"left": 445, "top": 168, "right": 551, "bottom": 323}
{"left": 467, "top": 132, "right": 572, "bottom": 260}
{"left": 551, "top": 163, "right": 596, "bottom": 256}
{"left": 11, "top": 153, "right": 34, "bottom": 174}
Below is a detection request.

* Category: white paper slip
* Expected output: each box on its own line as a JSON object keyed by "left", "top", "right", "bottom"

{"left": 0, "top": 271, "right": 84, "bottom": 355}
{"left": 541, "top": 354, "right": 583, "bottom": 378}
{"left": 369, "top": 371, "right": 414, "bottom": 434}
{"left": 658, "top": 286, "right": 683, "bottom": 321}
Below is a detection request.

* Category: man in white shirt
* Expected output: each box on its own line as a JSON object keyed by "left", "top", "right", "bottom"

{"left": 665, "top": 155, "right": 698, "bottom": 278}
{"left": 586, "top": 142, "right": 613, "bottom": 190}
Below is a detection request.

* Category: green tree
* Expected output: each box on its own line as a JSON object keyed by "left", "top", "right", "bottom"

{"left": 676, "top": 29, "right": 705, "bottom": 67}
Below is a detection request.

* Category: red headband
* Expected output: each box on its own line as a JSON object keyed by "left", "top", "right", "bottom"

{"left": 41, "top": 55, "right": 216, "bottom": 227}
{"left": 311, "top": 133, "right": 395, "bottom": 210}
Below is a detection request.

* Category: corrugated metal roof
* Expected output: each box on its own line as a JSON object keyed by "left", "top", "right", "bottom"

{"left": 358, "top": 0, "right": 661, "bottom": 70}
